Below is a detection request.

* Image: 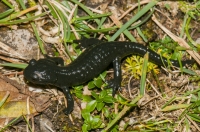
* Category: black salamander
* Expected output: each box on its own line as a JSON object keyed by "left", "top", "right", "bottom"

{"left": 23, "top": 38, "right": 193, "bottom": 114}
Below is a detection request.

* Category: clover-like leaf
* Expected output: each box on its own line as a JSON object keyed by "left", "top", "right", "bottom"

{"left": 91, "top": 116, "right": 101, "bottom": 128}
{"left": 86, "top": 100, "right": 97, "bottom": 112}
{"left": 81, "top": 109, "right": 91, "bottom": 120}
{"left": 99, "top": 90, "right": 107, "bottom": 98}
{"left": 103, "top": 95, "right": 114, "bottom": 103}
{"left": 102, "top": 107, "right": 110, "bottom": 117}
{"left": 94, "top": 79, "right": 103, "bottom": 88}
{"left": 96, "top": 102, "right": 105, "bottom": 111}
{"left": 88, "top": 81, "right": 95, "bottom": 89}
{"left": 91, "top": 91, "right": 99, "bottom": 99}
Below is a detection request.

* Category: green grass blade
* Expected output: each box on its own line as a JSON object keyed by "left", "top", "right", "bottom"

{"left": 109, "top": 1, "right": 157, "bottom": 41}
{"left": 17, "top": 0, "right": 46, "bottom": 54}
{"left": 1, "top": 0, "right": 14, "bottom": 9}
{"left": 53, "top": 5, "right": 73, "bottom": 61}
{"left": 103, "top": 95, "right": 142, "bottom": 131}
{"left": 140, "top": 52, "right": 149, "bottom": 96}
{"left": 75, "top": 24, "right": 118, "bottom": 33}
{"left": 94, "top": 16, "right": 107, "bottom": 37}
{"left": 136, "top": 27, "right": 148, "bottom": 42}
{"left": 161, "top": 97, "right": 176, "bottom": 109}
{"left": 0, "top": 63, "right": 28, "bottom": 69}
{"left": 0, "top": 9, "right": 14, "bottom": 19}
{"left": 184, "top": 88, "right": 200, "bottom": 96}
{"left": 0, "top": 91, "right": 9, "bottom": 108}
{"left": 70, "top": 0, "right": 100, "bottom": 24}
{"left": 74, "top": 13, "right": 112, "bottom": 21}
{"left": 188, "top": 113, "right": 200, "bottom": 122}
{"left": 0, "top": 116, "right": 21, "bottom": 132}
{"left": 161, "top": 104, "right": 190, "bottom": 111}
{"left": 128, "top": 9, "right": 154, "bottom": 30}
{"left": 45, "top": 1, "right": 58, "bottom": 19}
{"left": 0, "top": 12, "right": 47, "bottom": 25}
{"left": 123, "top": 30, "right": 137, "bottom": 42}
{"left": 182, "top": 68, "right": 198, "bottom": 76}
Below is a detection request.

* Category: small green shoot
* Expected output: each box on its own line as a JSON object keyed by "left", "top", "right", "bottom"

{"left": 0, "top": 116, "right": 21, "bottom": 132}
{"left": 140, "top": 52, "right": 149, "bottom": 96}
{"left": 0, "top": 91, "right": 9, "bottom": 108}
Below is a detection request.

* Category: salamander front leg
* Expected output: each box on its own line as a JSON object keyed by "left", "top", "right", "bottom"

{"left": 61, "top": 86, "right": 74, "bottom": 114}
{"left": 106, "top": 56, "right": 122, "bottom": 96}
{"left": 44, "top": 54, "right": 64, "bottom": 66}
{"left": 74, "top": 37, "right": 103, "bottom": 49}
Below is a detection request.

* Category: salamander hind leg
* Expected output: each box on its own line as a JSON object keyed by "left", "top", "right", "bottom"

{"left": 74, "top": 37, "right": 104, "bottom": 49}
{"left": 61, "top": 86, "right": 74, "bottom": 115}
{"left": 105, "top": 56, "right": 122, "bottom": 96}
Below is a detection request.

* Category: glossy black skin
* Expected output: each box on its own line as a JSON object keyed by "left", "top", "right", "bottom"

{"left": 23, "top": 38, "right": 192, "bottom": 114}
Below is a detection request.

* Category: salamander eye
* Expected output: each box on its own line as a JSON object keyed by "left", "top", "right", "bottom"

{"left": 29, "top": 59, "right": 36, "bottom": 65}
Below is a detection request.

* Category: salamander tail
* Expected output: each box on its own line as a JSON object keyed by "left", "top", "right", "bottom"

{"left": 182, "top": 59, "right": 195, "bottom": 67}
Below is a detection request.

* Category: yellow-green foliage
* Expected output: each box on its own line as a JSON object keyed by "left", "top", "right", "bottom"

{"left": 179, "top": 1, "right": 200, "bottom": 19}
{"left": 123, "top": 55, "right": 159, "bottom": 79}
{"left": 28, "top": 0, "right": 36, "bottom": 7}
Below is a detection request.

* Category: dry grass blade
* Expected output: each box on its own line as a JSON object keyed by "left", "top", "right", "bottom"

{"left": 0, "top": 6, "right": 38, "bottom": 21}
{"left": 0, "top": 41, "right": 24, "bottom": 59}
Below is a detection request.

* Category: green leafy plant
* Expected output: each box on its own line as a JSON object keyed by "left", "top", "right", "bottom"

{"left": 179, "top": 1, "right": 200, "bottom": 48}
{"left": 185, "top": 92, "right": 200, "bottom": 122}
{"left": 87, "top": 71, "right": 107, "bottom": 89}
{"left": 73, "top": 71, "right": 116, "bottom": 131}
{"left": 81, "top": 89, "right": 114, "bottom": 131}
{"left": 174, "top": 91, "right": 200, "bottom": 131}
{"left": 179, "top": 1, "right": 200, "bottom": 20}
{"left": 123, "top": 36, "right": 186, "bottom": 81}
{"left": 150, "top": 36, "right": 185, "bottom": 59}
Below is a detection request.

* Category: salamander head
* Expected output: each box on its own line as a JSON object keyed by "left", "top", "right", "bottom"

{"left": 24, "top": 59, "right": 57, "bottom": 85}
